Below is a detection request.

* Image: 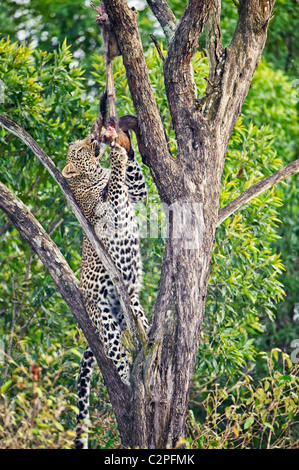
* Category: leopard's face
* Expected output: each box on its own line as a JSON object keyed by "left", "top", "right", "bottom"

{"left": 63, "top": 135, "right": 105, "bottom": 181}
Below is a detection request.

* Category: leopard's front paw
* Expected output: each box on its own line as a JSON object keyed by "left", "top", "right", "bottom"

{"left": 110, "top": 144, "right": 128, "bottom": 166}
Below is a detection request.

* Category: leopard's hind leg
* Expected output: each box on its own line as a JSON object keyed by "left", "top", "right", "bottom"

{"left": 130, "top": 293, "right": 149, "bottom": 332}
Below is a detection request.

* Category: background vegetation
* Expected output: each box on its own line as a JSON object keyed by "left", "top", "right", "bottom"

{"left": 0, "top": 0, "right": 298, "bottom": 448}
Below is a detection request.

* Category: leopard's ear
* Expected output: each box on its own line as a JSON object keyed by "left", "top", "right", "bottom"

{"left": 62, "top": 162, "right": 80, "bottom": 178}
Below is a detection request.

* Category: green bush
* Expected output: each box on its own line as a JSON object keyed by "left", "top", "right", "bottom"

{"left": 188, "top": 349, "right": 298, "bottom": 449}
{"left": 0, "top": 338, "right": 120, "bottom": 449}
{"left": 194, "top": 118, "right": 286, "bottom": 381}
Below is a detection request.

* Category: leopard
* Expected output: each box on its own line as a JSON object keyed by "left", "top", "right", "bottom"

{"left": 62, "top": 131, "right": 148, "bottom": 449}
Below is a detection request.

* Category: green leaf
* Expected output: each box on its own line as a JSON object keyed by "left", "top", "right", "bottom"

{"left": 278, "top": 375, "right": 293, "bottom": 384}
{"left": 244, "top": 417, "right": 255, "bottom": 429}
{"left": 1, "top": 380, "right": 13, "bottom": 394}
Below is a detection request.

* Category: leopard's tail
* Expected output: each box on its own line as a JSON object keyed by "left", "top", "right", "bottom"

{"left": 75, "top": 346, "right": 96, "bottom": 449}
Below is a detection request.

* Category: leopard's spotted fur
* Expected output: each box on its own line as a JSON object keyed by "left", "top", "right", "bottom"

{"left": 63, "top": 134, "right": 148, "bottom": 449}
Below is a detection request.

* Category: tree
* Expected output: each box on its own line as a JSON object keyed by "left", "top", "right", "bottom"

{"left": 1, "top": 0, "right": 298, "bottom": 449}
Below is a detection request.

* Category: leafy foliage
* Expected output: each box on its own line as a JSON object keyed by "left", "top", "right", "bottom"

{"left": 188, "top": 350, "right": 298, "bottom": 449}
{"left": 0, "top": 39, "right": 93, "bottom": 448}
{"left": 242, "top": 60, "right": 299, "bottom": 351}
{"left": 198, "top": 118, "right": 286, "bottom": 378}
{"left": 0, "top": 338, "right": 120, "bottom": 449}
{"left": 0, "top": 1, "right": 298, "bottom": 449}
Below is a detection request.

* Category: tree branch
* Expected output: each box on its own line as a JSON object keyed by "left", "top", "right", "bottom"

{"left": 0, "top": 181, "right": 132, "bottom": 443}
{"left": 166, "top": 0, "right": 214, "bottom": 65}
{"left": 205, "top": 0, "right": 223, "bottom": 90}
{"left": 149, "top": 33, "right": 165, "bottom": 62}
{"left": 217, "top": 159, "right": 299, "bottom": 227}
{"left": 163, "top": 1, "right": 215, "bottom": 137}
{"left": 145, "top": 0, "right": 177, "bottom": 42}
{"left": 0, "top": 113, "right": 141, "bottom": 347}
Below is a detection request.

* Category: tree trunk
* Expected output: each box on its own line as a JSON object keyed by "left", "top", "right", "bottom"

{"left": 127, "top": 127, "right": 225, "bottom": 447}
{"left": 132, "top": 235, "right": 215, "bottom": 448}
{"left": 101, "top": 0, "right": 277, "bottom": 448}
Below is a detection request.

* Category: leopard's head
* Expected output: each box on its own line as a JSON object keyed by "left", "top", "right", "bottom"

{"left": 62, "top": 135, "right": 105, "bottom": 180}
